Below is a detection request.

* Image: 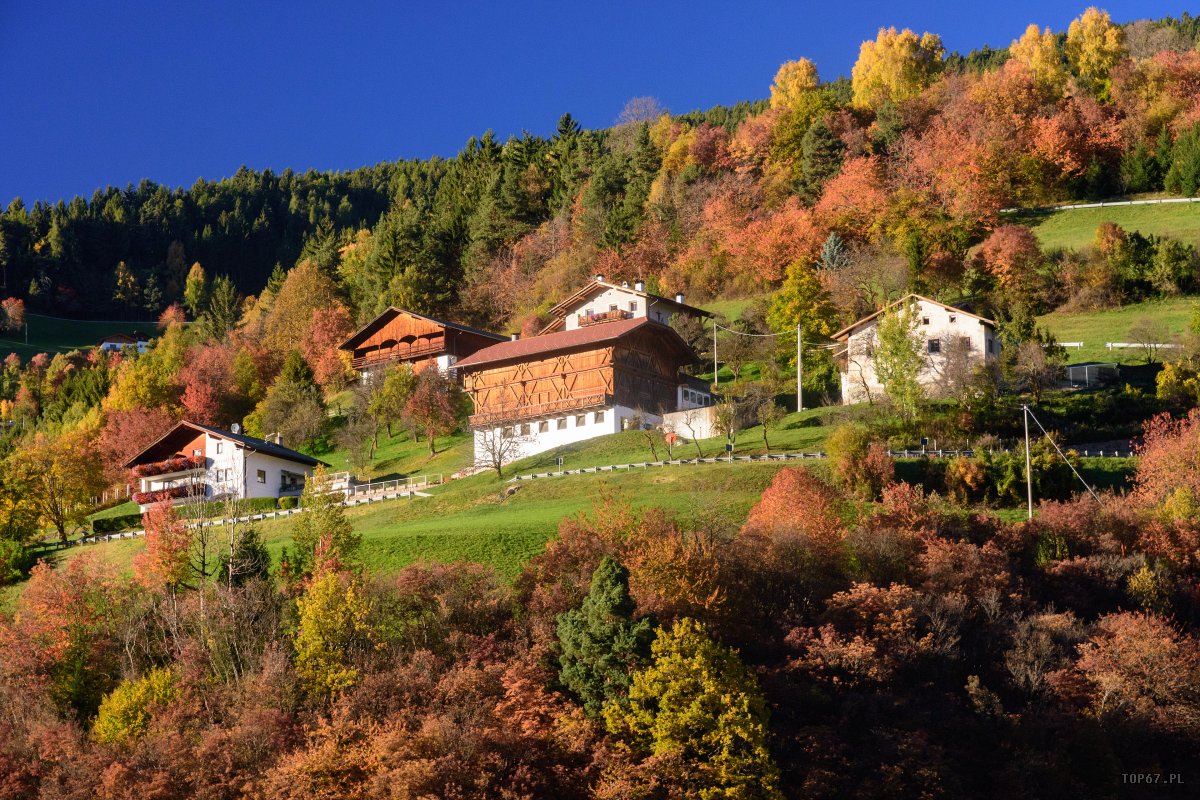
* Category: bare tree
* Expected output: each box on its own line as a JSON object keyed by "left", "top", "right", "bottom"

{"left": 755, "top": 397, "right": 786, "bottom": 453}
{"left": 629, "top": 411, "right": 663, "bottom": 461}
{"left": 677, "top": 407, "right": 708, "bottom": 459}
{"left": 1129, "top": 316, "right": 1170, "bottom": 364}
{"left": 714, "top": 401, "right": 742, "bottom": 454}
{"left": 616, "top": 96, "right": 668, "bottom": 126}
{"left": 473, "top": 426, "right": 533, "bottom": 479}
{"left": 1013, "top": 341, "right": 1061, "bottom": 403}
{"left": 939, "top": 335, "right": 978, "bottom": 401}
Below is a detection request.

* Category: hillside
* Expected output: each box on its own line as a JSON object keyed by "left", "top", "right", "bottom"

{"left": 1010, "top": 200, "right": 1200, "bottom": 251}
{"left": 1038, "top": 295, "right": 1197, "bottom": 365}
{"left": 0, "top": 312, "right": 151, "bottom": 361}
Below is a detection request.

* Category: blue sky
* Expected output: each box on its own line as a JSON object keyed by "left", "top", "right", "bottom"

{"left": 0, "top": 1, "right": 1191, "bottom": 203}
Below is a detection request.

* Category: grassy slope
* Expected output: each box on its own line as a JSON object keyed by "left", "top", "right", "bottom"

{"left": 0, "top": 313, "right": 153, "bottom": 361}
{"left": 1011, "top": 201, "right": 1200, "bottom": 251}
{"left": 1038, "top": 296, "right": 1196, "bottom": 365}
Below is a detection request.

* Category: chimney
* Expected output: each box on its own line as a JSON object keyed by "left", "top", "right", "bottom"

{"left": 594, "top": 273, "right": 604, "bottom": 283}
{"left": 621, "top": 280, "right": 629, "bottom": 288}
{"left": 511, "top": 333, "right": 520, "bottom": 341}
{"left": 634, "top": 279, "right": 645, "bottom": 292}
{"left": 269, "top": 432, "right": 283, "bottom": 446}
{"left": 675, "top": 292, "right": 685, "bottom": 304}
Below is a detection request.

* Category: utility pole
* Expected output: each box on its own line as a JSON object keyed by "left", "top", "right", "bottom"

{"left": 712, "top": 323, "right": 719, "bottom": 388}
{"left": 1023, "top": 404, "right": 1033, "bottom": 521}
{"left": 796, "top": 323, "right": 803, "bottom": 412}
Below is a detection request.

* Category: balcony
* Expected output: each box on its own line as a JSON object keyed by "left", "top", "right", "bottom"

{"left": 130, "top": 454, "right": 206, "bottom": 480}
{"left": 132, "top": 483, "right": 206, "bottom": 506}
{"left": 577, "top": 309, "right": 632, "bottom": 327}
{"left": 351, "top": 341, "right": 444, "bottom": 371}
{"left": 469, "top": 392, "right": 611, "bottom": 428}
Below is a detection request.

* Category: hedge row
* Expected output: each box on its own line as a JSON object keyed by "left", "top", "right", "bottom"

{"left": 92, "top": 513, "right": 145, "bottom": 534}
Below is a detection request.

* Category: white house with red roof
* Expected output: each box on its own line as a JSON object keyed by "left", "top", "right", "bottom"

{"left": 124, "top": 421, "right": 329, "bottom": 509}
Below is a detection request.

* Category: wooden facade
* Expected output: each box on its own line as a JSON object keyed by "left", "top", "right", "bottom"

{"left": 458, "top": 320, "right": 695, "bottom": 428}
{"left": 340, "top": 308, "right": 506, "bottom": 373}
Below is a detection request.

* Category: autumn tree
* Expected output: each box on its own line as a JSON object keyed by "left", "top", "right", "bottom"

{"left": 873, "top": 300, "right": 925, "bottom": 419}
{"left": 4, "top": 430, "right": 106, "bottom": 541}
{"left": 1009, "top": 24, "right": 1069, "bottom": 97}
{"left": 973, "top": 224, "right": 1044, "bottom": 307}
{"left": 367, "top": 362, "right": 416, "bottom": 437}
{"left": 293, "top": 560, "right": 377, "bottom": 701}
{"left": 603, "top": 618, "right": 783, "bottom": 799}
{"left": 183, "top": 261, "right": 207, "bottom": 317}
{"left": 0, "top": 297, "right": 25, "bottom": 332}
{"left": 251, "top": 351, "right": 327, "bottom": 447}
{"left": 92, "top": 666, "right": 177, "bottom": 745}
{"left": 556, "top": 555, "right": 653, "bottom": 717}
{"left": 851, "top": 27, "right": 945, "bottom": 110}
{"left": 97, "top": 406, "right": 175, "bottom": 482}
{"left": 1065, "top": 7, "right": 1127, "bottom": 98}
{"left": 132, "top": 499, "right": 192, "bottom": 593}
{"left": 768, "top": 58, "right": 820, "bottom": 112}
{"left": 756, "top": 397, "right": 786, "bottom": 453}
{"left": 824, "top": 422, "right": 894, "bottom": 499}
{"left": 261, "top": 260, "right": 341, "bottom": 359}
{"left": 290, "top": 469, "right": 359, "bottom": 572}
{"left": 403, "top": 368, "right": 463, "bottom": 454}
{"left": 301, "top": 305, "right": 355, "bottom": 392}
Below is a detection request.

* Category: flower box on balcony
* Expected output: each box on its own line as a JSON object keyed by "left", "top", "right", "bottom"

{"left": 131, "top": 454, "right": 206, "bottom": 480}
{"left": 132, "top": 484, "right": 204, "bottom": 505}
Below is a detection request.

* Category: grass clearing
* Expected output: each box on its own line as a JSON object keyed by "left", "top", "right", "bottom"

{"left": 0, "top": 313, "right": 154, "bottom": 362}
{"left": 1038, "top": 296, "right": 1196, "bottom": 365}
{"left": 1009, "top": 201, "right": 1200, "bottom": 251}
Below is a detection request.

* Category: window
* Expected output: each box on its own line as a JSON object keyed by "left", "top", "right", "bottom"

{"left": 594, "top": 411, "right": 605, "bottom": 424}
{"left": 256, "top": 469, "right": 266, "bottom": 484}
{"left": 557, "top": 418, "right": 567, "bottom": 430}
{"left": 928, "top": 338, "right": 941, "bottom": 354}
{"left": 629, "top": 301, "right": 637, "bottom": 313}
{"left": 502, "top": 426, "right": 514, "bottom": 438}
{"left": 520, "top": 422, "right": 531, "bottom": 436}
{"left": 192, "top": 448, "right": 201, "bottom": 457}
{"left": 575, "top": 414, "right": 586, "bottom": 426}
{"left": 609, "top": 304, "right": 618, "bottom": 312}
{"left": 921, "top": 317, "right": 930, "bottom": 326}
{"left": 538, "top": 420, "right": 549, "bottom": 433}
{"left": 215, "top": 441, "right": 223, "bottom": 454}
{"left": 987, "top": 339, "right": 996, "bottom": 354}
{"left": 948, "top": 314, "right": 957, "bottom": 323}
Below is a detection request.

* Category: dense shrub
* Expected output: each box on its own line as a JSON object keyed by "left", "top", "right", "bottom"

{"left": 825, "top": 422, "right": 894, "bottom": 499}
{"left": 92, "top": 513, "right": 145, "bottom": 534}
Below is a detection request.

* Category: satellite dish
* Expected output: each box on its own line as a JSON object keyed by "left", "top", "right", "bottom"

{"left": 231, "top": 423, "right": 242, "bottom": 434}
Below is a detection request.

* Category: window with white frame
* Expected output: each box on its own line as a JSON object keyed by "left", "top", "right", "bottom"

{"left": 256, "top": 469, "right": 266, "bottom": 484}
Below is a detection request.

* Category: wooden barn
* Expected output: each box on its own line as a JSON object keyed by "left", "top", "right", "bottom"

{"left": 339, "top": 308, "right": 507, "bottom": 376}
{"left": 454, "top": 317, "right": 710, "bottom": 463}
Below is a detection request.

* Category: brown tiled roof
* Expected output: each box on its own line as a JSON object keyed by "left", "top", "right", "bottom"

{"left": 455, "top": 317, "right": 694, "bottom": 370}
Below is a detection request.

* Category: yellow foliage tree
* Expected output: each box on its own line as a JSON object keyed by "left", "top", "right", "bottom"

{"left": 851, "top": 27, "right": 945, "bottom": 110}
{"left": 103, "top": 318, "right": 190, "bottom": 413}
{"left": 769, "top": 58, "right": 820, "bottom": 112}
{"left": 93, "top": 667, "right": 177, "bottom": 745}
{"left": 1065, "top": 7, "right": 1127, "bottom": 98}
{"left": 1009, "top": 24, "right": 1069, "bottom": 97}
{"left": 3, "top": 429, "right": 106, "bottom": 542}
{"left": 293, "top": 563, "right": 377, "bottom": 701}
{"left": 262, "top": 259, "right": 341, "bottom": 358}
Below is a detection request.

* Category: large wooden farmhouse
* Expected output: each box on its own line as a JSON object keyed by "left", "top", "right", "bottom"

{"left": 455, "top": 316, "right": 712, "bottom": 463}
{"left": 124, "top": 421, "right": 328, "bottom": 510}
{"left": 538, "top": 276, "right": 711, "bottom": 334}
{"left": 340, "top": 307, "right": 507, "bottom": 376}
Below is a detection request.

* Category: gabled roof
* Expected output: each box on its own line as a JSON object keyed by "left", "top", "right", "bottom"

{"left": 455, "top": 317, "right": 697, "bottom": 371}
{"left": 123, "top": 420, "right": 330, "bottom": 469}
{"left": 831, "top": 294, "right": 996, "bottom": 341}
{"left": 545, "top": 280, "right": 713, "bottom": 321}
{"left": 339, "top": 307, "right": 507, "bottom": 351}
{"left": 98, "top": 331, "right": 151, "bottom": 345}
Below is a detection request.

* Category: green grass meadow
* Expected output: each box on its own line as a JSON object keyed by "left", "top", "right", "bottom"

{"left": 1010, "top": 201, "right": 1200, "bottom": 251}
{"left": 1038, "top": 295, "right": 1196, "bottom": 365}
{"left": 0, "top": 313, "right": 155, "bottom": 361}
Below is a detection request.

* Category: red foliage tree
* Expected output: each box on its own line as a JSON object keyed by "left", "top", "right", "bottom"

{"left": 402, "top": 369, "right": 461, "bottom": 454}
{"left": 973, "top": 224, "right": 1043, "bottom": 296}
{"left": 177, "top": 343, "right": 239, "bottom": 426}
{"left": 98, "top": 406, "right": 176, "bottom": 482}
{"left": 133, "top": 500, "right": 193, "bottom": 592}
{"left": 301, "top": 305, "right": 354, "bottom": 392}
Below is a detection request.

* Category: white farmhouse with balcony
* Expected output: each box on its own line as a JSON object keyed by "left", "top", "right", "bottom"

{"left": 124, "top": 420, "right": 328, "bottom": 510}
{"left": 538, "top": 275, "right": 712, "bottom": 334}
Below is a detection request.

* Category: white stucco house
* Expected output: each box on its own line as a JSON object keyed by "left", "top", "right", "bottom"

{"left": 832, "top": 294, "right": 1000, "bottom": 405}
{"left": 538, "top": 274, "right": 712, "bottom": 334}
{"left": 124, "top": 420, "right": 328, "bottom": 510}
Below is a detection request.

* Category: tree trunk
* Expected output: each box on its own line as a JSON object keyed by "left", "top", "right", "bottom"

{"left": 428, "top": 432, "right": 437, "bottom": 455}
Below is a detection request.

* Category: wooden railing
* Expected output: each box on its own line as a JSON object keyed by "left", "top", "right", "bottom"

{"left": 577, "top": 309, "right": 631, "bottom": 326}
{"left": 469, "top": 392, "right": 612, "bottom": 427}
{"left": 352, "top": 341, "right": 443, "bottom": 370}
